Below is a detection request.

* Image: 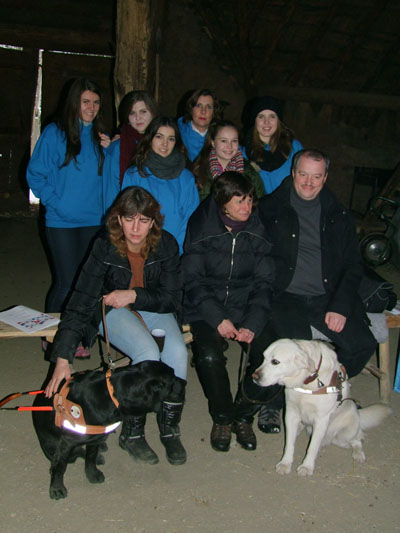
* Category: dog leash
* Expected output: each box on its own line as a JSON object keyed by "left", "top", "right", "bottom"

{"left": 0, "top": 390, "right": 52, "bottom": 411}
{"left": 238, "top": 342, "right": 283, "bottom": 405}
{"left": 100, "top": 299, "right": 151, "bottom": 371}
{"left": 101, "top": 299, "right": 116, "bottom": 370}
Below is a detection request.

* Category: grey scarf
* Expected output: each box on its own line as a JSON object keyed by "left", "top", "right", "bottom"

{"left": 145, "top": 148, "right": 186, "bottom": 180}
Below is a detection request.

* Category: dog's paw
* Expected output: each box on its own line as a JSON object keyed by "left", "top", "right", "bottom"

{"left": 50, "top": 484, "right": 68, "bottom": 500}
{"left": 297, "top": 463, "right": 314, "bottom": 476}
{"left": 85, "top": 466, "right": 105, "bottom": 484}
{"left": 352, "top": 449, "right": 366, "bottom": 463}
{"left": 96, "top": 453, "right": 105, "bottom": 465}
{"left": 275, "top": 461, "right": 292, "bottom": 475}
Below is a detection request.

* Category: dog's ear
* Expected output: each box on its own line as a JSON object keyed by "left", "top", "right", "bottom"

{"left": 292, "top": 340, "right": 317, "bottom": 371}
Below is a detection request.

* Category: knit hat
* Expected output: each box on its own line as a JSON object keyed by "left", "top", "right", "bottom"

{"left": 249, "top": 96, "right": 283, "bottom": 126}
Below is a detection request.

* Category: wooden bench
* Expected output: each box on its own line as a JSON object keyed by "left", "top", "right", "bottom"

{"left": 1, "top": 311, "right": 398, "bottom": 402}
{"left": 365, "top": 313, "right": 400, "bottom": 404}
{"left": 0, "top": 313, "right": 193, "bottom": 369}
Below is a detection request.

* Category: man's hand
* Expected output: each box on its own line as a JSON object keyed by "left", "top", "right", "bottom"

{"left": 217, "top": 319, "right": 240, "bottom": 339}
{"left": 325, "top": 311, "right": 346, "bottom": 333}
{"left": 45, "top": 358, "right": 71, "bottom": 398}
{"left": 103, "top": 290, "right": 136, "bottom": 309}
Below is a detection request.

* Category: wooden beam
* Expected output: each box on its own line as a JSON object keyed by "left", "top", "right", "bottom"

{"left": 0, "top": 23, "right": 113, "bottom": 55}
{"left": 114, "top": 0, "right": 165, "bottom": 110}
{"left": 264, "top": 85, "right": 400, "bottom": 111}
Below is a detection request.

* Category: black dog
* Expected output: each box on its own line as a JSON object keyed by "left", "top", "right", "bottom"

{"left": 32, "top": 360, "right": 177, "bottom": 499}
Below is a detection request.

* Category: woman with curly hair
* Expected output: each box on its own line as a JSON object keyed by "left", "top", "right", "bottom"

{"left": 243, "top": 96, "right": 303, "bottom": 194}
{"left": 45, "top": 186, "right": 188, "bottom": 465}
{"left": 119, "top": 116, "right": 199, "bottom": 252}
{"left": 178, "top": 88, "right": 223, "bottom": 161}
{"left": 193, "top": 120, "right": 265, "bottom": 202}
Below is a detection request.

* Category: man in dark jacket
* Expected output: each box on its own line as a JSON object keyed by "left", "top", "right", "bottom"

{"left": 257, "top": 148, "right": 377, "bottom": 432}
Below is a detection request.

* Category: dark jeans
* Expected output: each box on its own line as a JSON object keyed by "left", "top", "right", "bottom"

{"left": 45, "top": 226, "right": 100, "bottom": 313}
{"left": 190, "top": 321, "right": 283, "bottom": 425}
{"left": 268, "top": 292, "right": 377, "bottom": 378}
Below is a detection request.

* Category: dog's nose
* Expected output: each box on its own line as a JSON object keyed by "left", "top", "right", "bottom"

{"left": 252, "top": 370, "right": 260, "bottom": 382}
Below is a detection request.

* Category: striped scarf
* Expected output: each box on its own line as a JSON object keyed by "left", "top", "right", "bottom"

{"left": 208, "top": 148, "right": 245, "bottom": 180}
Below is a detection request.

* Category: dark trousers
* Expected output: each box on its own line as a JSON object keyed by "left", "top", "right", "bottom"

{"left": 268, "top": 292, "right": 377, "bottom": 378}
{"left": 190, "top": 321, "right": 283, "bottom": 425}
{"left": 45, "top": 226, "right": 100, "bottom": 313}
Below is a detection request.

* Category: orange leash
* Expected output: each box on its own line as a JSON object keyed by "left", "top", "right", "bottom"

{"left": 0, "top": 390, "right": 53, "bottom": 411}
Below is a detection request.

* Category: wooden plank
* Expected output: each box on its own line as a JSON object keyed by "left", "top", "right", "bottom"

{"left": 0, "top": 313, "right": 193, "bottom": 344}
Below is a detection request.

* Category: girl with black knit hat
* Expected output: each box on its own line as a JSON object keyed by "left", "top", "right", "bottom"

{"left": 243, "top": 95, "right": 302, "bottom": 194}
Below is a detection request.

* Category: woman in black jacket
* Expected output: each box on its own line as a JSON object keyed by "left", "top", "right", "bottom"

{"left": 45, "top": 186, "right": 188, "bottom": 465}
{"left": 182, "top": 171, "right": 278, "bottom": 453}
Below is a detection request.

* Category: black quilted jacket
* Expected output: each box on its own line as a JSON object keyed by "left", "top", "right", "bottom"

{"left": 181, "top": 196, "right": 275, "bottom": 336}
{"left": 51, "top": 230, "right": 181, "bottom": 362}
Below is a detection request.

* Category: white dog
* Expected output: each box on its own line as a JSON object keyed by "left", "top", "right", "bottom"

{"left": 253, "top": 339, "right": 390, "bottom": 476}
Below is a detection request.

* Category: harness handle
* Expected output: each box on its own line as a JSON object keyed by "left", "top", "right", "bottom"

{"left": 0, "top": 390, "right": 52, "bottom": 411}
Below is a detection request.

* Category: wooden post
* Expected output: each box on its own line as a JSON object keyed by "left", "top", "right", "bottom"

{"left": 114, "top": 0, "right": 165, "bottom": 111}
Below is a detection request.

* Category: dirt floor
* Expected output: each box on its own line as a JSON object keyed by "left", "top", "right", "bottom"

{"left": 1, "top": 214, "right": 400, "bottom": 533}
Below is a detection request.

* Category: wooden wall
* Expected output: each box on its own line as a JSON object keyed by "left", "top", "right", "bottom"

{"left": 0, "top": 0, "right": 399, "bottom": 212}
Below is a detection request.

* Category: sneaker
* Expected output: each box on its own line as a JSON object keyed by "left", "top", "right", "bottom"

{"left": 258, "top": 407, "right": 281, "bottom": 434}
{"left": 74, "top": 343, "right": 91, "bottom": 359}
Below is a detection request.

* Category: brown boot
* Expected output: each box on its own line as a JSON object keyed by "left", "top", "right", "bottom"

{"left": 232, "top": 421, "right": 257, "bottom": 451}
{"left": 210, "top": 423, "right": 232, "bottom": 452}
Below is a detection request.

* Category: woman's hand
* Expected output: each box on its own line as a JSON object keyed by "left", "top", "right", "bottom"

{"left": 111, "top": 134, "right": 120, "bottom": 142}
{"left": 236, "top": 328, "right": 255, "bottom": 344}
{"left": 45, "top": 357, "right": 71, "bottom": 398}
{"left": 103, "top": 290, "right": 137, "bottom": 309}
{"left": 217, "top": 319, "right": 240, "bottom": 339}
{"left": 99, "top": 132, "right": 111, "bottom": 149}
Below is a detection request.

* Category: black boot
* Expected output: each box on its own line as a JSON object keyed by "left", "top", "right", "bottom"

{"left": 119, "top": 414, "right": 159, "bottom": 464}
{"left": 157, "top": 400, "right": 187, "bottom": 465}
{"left": 233, "top": 389, "right": 260, "bottom": 451}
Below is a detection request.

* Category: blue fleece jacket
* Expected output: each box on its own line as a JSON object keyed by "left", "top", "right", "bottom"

{"left": 27, "top": 122, "right": 104, "bottom": 228}
{"left": 102, "top": 138, "right": 121, "bottom": 213}
{"left": 121, "top": 166, "right": 200, "bottom": 252}
{"left": 243, "top": 139, "right": 303, "bottom": 194}
{"left": 178, "top": 117, "right": 207, "bottom": 162}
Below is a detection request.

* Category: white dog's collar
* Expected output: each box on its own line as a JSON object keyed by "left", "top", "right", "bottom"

{"left": 294, "top": 386, "right": 339, "bottom": 395}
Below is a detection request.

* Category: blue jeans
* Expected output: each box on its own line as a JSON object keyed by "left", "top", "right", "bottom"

{"left": 45, "top": 226, "right": 100, "bottom": 312}
{"left": 99, "top": 308, "right": 188, "bottom": 380}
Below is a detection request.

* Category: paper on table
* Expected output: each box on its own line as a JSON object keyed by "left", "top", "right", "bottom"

{"left": 0, "top": 305, "right": 60, "bottom": 333}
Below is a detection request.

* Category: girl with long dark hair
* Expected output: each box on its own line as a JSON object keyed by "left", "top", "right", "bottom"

{"left": 27, "top": 77, "right": 110, "bottom": 358}
{"left": 243, "top": 96, "right": 302, "bottom": 194}
{"left": 117, "top": 116, "right": 199, "bottom": 252}
{"left": 193, "top": 120, "right": 265, "bottom": 202}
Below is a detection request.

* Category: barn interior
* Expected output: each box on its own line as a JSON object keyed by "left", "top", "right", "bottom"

{"left": 1, "top": 0, "right": 400, "bottom": 223}
{"left": 1, "top": 1, "right": 400, "bottom": 531}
